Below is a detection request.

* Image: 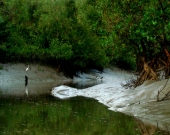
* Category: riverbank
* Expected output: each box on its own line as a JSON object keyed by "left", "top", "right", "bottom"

{"left": 52, "top": 68, "right": 170, "bottom": 132}
{"left": 0, "top": 63, "right": 170, "bottom": 132}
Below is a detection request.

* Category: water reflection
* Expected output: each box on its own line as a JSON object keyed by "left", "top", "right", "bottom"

{"left": 0, "top": 96, "right": 140, "bottom": 135}
{"left": 0, "top": 80, "right": 68, "bottom": 96}
{"left": 135, "top": 118, "right": 170, "bottom": 135}
{"left": 0, "top": 95, "right": 169, "bottom": 135}
{"left": 0, "top": 77, "right": 101, "bottom": 96}
{"left": 0, "top": 74, "right": 169, "bottom": 134}
{"left": 25, "top": 86, "right": 28, "bottom": 96}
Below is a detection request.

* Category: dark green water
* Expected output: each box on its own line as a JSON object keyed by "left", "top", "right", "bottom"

{"left": 0, "top": 79, "right": 168, "bottom": 135}
{"left": 0, "top": 95, "right": 141, "bottom": 135}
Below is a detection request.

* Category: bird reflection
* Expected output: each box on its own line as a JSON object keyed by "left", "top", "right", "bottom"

{"left": 25, "top": 75, "right": 28, "bottom": 96}
{"left": 25, "top": 86, "right": 28, "bottom": 96}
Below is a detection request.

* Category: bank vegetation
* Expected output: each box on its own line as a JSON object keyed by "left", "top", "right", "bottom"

{"left": 0, "top": 0, "right": 170, "bottom": 82}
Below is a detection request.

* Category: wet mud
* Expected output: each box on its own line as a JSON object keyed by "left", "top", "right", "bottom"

{"left": 1, "top": 64, "right": 170, "bottom": 133}
{"left": 52, "top": 68, "right": 170, "bottom": 133}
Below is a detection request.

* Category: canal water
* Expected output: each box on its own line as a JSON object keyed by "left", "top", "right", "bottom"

{"left": 0, "top": 80, "right": 168, "bottom": 135}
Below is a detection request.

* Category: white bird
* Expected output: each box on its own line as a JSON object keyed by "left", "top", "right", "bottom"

{"left": 26, "top": 65, "right": 29, "bottom": 71}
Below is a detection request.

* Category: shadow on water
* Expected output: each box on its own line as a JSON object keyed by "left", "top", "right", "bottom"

{"left": 63, "top": 80, "right": 102, "bottom": 89}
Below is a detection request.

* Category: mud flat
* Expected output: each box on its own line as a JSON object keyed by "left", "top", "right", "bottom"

{"left": 0, "top": 63, "right": 170, "bottom": 132}
{"left": 52, "top": 68, "right": 170, "bottom": 132}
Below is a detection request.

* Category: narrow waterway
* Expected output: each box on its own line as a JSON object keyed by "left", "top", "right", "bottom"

{"left": 0, "top": 64, "right": 169, "bottom": 135}
{"left": 0, "top": 81, "right": 168, "bottom": 135}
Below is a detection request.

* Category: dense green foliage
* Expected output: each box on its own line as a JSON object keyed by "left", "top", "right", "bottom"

{"left": 110, "top": 0, "right": 170, "bottom": 70}
{"left": 0, "top": 0, "right": 170, "bottom": 75}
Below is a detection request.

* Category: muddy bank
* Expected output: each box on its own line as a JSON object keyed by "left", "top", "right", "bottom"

{"left": 1, "top": 63, "right": 170, "bottom": 132}
{"left": 52, "top": 68, "right": 170, "bottom": 132}
{"left": 0, "top": 63, "right": 71, "bottom": 96}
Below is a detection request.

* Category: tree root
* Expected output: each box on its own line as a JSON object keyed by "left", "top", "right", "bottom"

{"left": 123, "top": 55, "right": 170, "bottom": 102}
{"left": 122, "top": 49, "right": 170, "bottom": 101}
{"left": 134, "top": 61, "right": 158, "bottom": 87}
{"left": 123, "top": 58, "right": 158, "bottom": 88}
